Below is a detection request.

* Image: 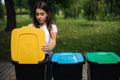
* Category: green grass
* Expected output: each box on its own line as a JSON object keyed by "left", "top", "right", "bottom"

{"left": 55, "top": 17, "right": 120, "bottom": 54}
{"left": 16, "top": 15, "right": 32, "bottom": 27}
{"left": 0, "top": 15, "right": 120, "bottom": 61}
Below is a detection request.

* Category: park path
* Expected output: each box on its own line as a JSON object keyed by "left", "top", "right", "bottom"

{"left": 0, "top": 62, "right": 87, "bottom": 80}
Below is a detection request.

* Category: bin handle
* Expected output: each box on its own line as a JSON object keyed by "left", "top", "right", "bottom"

{"left": 38, "top": 54, "right": 49, "bottom": 64}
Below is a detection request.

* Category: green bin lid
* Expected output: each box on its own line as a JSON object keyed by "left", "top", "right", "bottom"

{"left": 86, "top": 52, "right": 120, "bottom": 64}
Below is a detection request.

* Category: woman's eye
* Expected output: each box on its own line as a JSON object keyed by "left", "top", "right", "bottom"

{"left": 35, "top": 12, "right": 45, "bottom": 16}
{"left": 36, "top": 13, "right": 39, "bottom": 16}
{"left": 41, "top": 13, "right": 45, "bottom": 16}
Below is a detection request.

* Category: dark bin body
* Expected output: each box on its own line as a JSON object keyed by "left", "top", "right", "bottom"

{"left": 12, "top": 57, "right": 47, "bottom": 80}
{"left": 14, "top": 63, "right": 45, "bottom": 80}
{"left": 87, "top": 62, "right": 119, "bottom": 80}
{"left": 12, "top": 54, "right": 49, "bottom": 80}
{"left": 51, "top": 52, "right": 84, "bottom": 80}
{"left": 52, "top": 63, "right": 83, "bottom": 80}
{"left": 86, "top": 52, "right": 120, "bottom": 80}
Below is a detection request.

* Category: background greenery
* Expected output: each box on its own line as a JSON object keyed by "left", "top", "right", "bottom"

{"left": 0, "top": 15, "right": 120, "bottom": 61}
{"left": 1, "top": 0, "right": 120, "bottom": 20}
{"left": 0, "top": 0, "right": 120, "bottom": 61}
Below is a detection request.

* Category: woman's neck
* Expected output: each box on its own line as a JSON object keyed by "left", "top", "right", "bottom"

{"left": 40, "top": 22, "right": 46, "bottom": 26}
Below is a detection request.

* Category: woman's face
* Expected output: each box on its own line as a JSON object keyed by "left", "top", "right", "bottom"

{"left": 35, "top": 8, "right": 48, "bottom": 26}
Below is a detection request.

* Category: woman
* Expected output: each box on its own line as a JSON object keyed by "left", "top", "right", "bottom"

{"left": 29, "top": 1, "right": 58, "bottom": 80}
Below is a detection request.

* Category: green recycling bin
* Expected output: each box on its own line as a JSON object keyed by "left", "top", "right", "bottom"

{"left": 51, "top": 52, "right": 84, "bottom": 80}
{"left": 85, "top": 52, "right": 120, "bottom": 80}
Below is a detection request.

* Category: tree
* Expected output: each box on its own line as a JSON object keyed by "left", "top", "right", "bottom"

{"left": 83, "top": 0, "right": 98, "bottom": 20}
{"left": 0, "top": 0, "right": 4, "bottom": 20}
{"left": 60, "top": 0, "right": 75, "bottom": 18}
{"left": 97, "top": 0, "right": 107, "bottom": 20}
{"left": 14, "top": 0, "right": 28, "bottom": 14}
{"left": 107, "top": 0, "right": 120, "bottom": 16}
{"left": 4, "top": 0, "right": 16, "bottom": 31}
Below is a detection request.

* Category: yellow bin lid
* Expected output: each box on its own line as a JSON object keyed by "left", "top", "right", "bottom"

{"left": 11, "top": 26, "right": 46, "bottom": 64}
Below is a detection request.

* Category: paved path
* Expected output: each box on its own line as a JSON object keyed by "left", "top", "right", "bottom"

{"left": 0, "top": 62, "right": 87, "bottom": 80}
{"left": 0, "top": 62, "right": 16, "bottom": 80}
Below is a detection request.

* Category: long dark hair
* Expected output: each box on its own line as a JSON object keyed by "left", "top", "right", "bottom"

{"left": 33, "top": 1, "right": 53, "bottom": 36}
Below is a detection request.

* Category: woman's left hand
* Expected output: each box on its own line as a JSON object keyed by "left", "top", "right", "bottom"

{"left": 42, "top": 32, "right": 57, "bottom": 52}
{"left": 42, "top": 44, "right": 52, "bottom": 51}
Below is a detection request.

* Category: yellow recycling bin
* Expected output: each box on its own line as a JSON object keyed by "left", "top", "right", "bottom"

{"left": 11, "top": 26, "right": 45, "bottom": 64}
{"left": 11, "top": 26, "right": 47, "bottom": 80}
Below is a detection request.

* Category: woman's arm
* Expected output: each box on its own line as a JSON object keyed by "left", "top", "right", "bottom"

{"left": 42, "top": 32, "right": 57, "bottom": 51}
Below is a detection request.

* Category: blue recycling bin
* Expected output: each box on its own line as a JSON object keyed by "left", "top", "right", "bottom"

{"left": 85, "top": 52, "right": 120, "bottom": 80}
{"left": 51, "top": 52, "right": 84, "bottom": 80}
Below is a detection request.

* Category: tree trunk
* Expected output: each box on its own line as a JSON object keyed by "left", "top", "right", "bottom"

{"left": 4, "top": 0, "right": 16, "bottom": 31}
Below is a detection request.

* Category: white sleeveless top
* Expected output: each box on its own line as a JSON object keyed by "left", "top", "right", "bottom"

{"left": 28, "top": 24, "right": 58, "bottom": 44}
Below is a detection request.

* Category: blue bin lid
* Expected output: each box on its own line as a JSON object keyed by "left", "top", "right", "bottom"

{"left": 51, "top": 52, "right": 84, "bottom": 64}
{"left": 86, "top": 52, "right": 120, "bottom": 64}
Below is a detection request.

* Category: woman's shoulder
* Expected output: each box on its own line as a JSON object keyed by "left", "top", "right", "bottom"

{"left": 52, "top": 24, "right": 58, "bottom": 28}
{"left": 28, "top": 23, "right": 34, "bottom": 26}
{"left": 51, "top": 24, "right": 58, "bottom": 32}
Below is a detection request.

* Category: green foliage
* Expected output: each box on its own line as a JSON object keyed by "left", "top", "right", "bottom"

{"left": 96, "top": 0, "right": 107, "bottom": 20}
{"left": 104, "top": 0, "right": 120, "bottom": 16}
{"left": 14, "top": 0, "right": 30, "bottom": 15}
{"left": 12, "top": 0, "right": 120, "bottom": 20}
{"left": 0, "top": 31, "right": 11, "bottom": 61}
{"left": 63, "top": 0, "right": 81, "bottom": 19}
{"left": 82, "top": 0, "right": 120, "bottom": 20}
{"left": 0, "top": 19, "right": 6, "bottom": 30}
{"left": 83, "top": 0, "right": 98, "bottom": 20}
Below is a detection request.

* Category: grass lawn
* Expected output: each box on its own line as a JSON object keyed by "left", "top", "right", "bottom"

{"left": 0, "top": 15, "right": 120, "bottom": 61}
